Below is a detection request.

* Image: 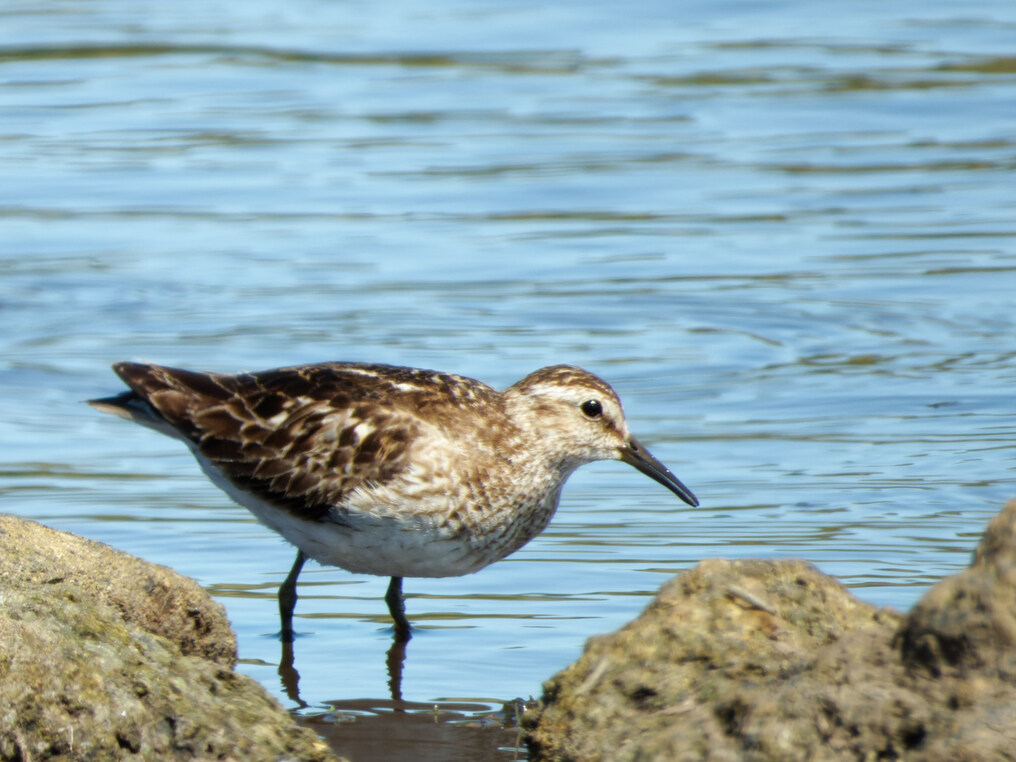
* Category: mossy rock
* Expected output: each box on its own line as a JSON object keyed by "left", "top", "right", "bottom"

{"left": 0, "top": 514, "right": 339, "bottom": 762}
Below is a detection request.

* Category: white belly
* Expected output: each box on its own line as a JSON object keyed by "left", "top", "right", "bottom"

{"left": 194, "top": 451, "right": 509, "bottom": 578}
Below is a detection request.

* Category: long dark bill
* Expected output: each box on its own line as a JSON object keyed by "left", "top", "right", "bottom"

{"left": 620, "top": 436, "right": 699, "bottom": 507}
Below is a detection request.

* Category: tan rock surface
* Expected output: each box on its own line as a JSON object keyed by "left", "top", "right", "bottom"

{"left": 526, "top": 500, "right": 1016, "bottom": 761}
{"left": 0, "top": 514, "right": 339, "bottom": 762}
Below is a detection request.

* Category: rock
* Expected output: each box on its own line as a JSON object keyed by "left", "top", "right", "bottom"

{"left": 897, "top": 499, "right": 1016, "bottom": 681}
{"left": 0, "top": 514, "right": 339, "bottom": 762}
{"left": 526, "top": 500, "right": 1016, "bottom": 762}
{"left": 0, "top": 513, "right": 236, "bottom": 666}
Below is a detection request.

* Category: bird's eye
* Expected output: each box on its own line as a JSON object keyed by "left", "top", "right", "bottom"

{"left": 580, "top": 399, "right": 603, "bottom": 419}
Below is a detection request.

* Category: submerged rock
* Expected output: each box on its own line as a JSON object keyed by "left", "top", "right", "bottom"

{"left": 0, "top": 514, "right": 338, "bottom": 762}
{"left": 526, "top": 499, "right": 1016, "bottom": 761}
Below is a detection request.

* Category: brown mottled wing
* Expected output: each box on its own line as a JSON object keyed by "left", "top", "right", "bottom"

{"left": 111, "top": 362, "right": 424, "bottom": 520}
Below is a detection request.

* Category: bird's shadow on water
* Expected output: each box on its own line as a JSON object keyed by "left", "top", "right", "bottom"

{"left": 276, "top": 630, "right": 529, "bottom": 762}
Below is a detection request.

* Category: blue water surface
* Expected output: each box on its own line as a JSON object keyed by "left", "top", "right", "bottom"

{"left": 2, "top": 0, "right": 1015, "bottom": 758}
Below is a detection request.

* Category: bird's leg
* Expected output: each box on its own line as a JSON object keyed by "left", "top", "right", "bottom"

{"left": 385, "top": 576, "right": 411, "bottom": 642}
{"left": 278, "top": 550, "right": 306, "bottom": 643}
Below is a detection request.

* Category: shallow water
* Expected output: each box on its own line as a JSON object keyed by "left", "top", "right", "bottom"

{"left": 2, "top": 0, "right": 1015, "bottom": 759}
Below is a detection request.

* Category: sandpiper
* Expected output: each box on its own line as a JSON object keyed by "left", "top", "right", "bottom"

{"left": 90, "top": 361, "right": 698, "bottom": 641}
